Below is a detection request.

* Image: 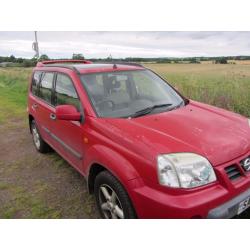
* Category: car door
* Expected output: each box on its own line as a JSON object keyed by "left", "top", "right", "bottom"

{"left": 30, "top": 71, "right": 55, "bottom": 144}
{"left": 49, "top": 72, "right": 84, "bottom": 170}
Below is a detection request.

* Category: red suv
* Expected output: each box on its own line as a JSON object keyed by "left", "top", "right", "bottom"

{"left": 28, "top": 60, "right": 250, "bottom": 218}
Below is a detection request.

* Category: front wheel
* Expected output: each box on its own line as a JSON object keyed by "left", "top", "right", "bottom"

{"left": 94, "top": 171, "right": 137, "bottom": 219}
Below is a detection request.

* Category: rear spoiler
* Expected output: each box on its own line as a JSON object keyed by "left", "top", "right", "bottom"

{"left": 36, "top": 59, "right": 92, "bottom": 67}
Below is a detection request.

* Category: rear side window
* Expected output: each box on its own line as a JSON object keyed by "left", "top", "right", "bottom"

{"left": 39, "top": 72, "right": 54, "bottom": 104}
{"left": 55, "top": 74, "right": 80, "bottom": 110}
{"left": 31, "top": 71, "right": 42, "bottom": 96}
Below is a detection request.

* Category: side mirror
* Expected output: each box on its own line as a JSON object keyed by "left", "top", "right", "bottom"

{"left": 55, "top": 105, "right": 81, "bottom": 121}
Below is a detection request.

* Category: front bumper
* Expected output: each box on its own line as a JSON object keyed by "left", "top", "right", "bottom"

{"left": 129, "top": 179, "right": 250, "bottom": 218}
{"left": 130, "top": 183, "right": 229, "bottom": 218}
{"left": 207, "top": 188, "right": 250, "bottom": 218}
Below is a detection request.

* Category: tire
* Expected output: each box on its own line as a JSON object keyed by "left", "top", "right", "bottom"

{"left": 31, "top": 120, "right": 51, "bottom": 153}
{"left": 94, "top": 171, "right": 137, "bottom": 219}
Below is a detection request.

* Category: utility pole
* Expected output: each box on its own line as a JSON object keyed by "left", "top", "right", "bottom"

{"left": 32, "top": 31, "right": 39, "bottom": 59}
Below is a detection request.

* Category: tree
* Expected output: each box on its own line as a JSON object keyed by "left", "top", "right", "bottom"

{"left": 22, "top": 60, "right": 33, "bottom": 67}
{"left": 215, "top": 58, "right": 228, "bottom": 64}
{"left": 189, "top": 58, "right": 200, "bottom": 64}
{"left": 106, "top": 54, "right": 113, "bottom": 61}
{"left": 72, "top": 53, "right": 85, "bottom": 60}
{"left": 39, "top": 54, "right": 50, "bottom": 61}
{"left": 16, "top": 58, "right": 24, "bottom": 63}
{"left": 156, "top": 59, "right": 171, "bottom": 63}
{"left": 9, "top": 55, "right": 16, "bottom": 62}
{"left": 22, "top": 57, "right": 37, "bottom": 67}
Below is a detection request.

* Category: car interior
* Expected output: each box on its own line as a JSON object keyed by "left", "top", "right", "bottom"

{"left": 81, "top": 70, "right": 182, "bottom": 118}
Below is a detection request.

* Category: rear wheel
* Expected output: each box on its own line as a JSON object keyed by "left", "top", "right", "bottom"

{"left": 94, "top": 171, "right": 137, "bottom": 219}
{"left": 31, "top": 120, "right": 51, "bottom": 153}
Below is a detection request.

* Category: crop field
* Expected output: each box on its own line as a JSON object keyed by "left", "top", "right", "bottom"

{"left": 0, "top": 64, "right": 250, "bottom": 218}
{"left": 148, "top": 63, "right": 250, "bottom": 117}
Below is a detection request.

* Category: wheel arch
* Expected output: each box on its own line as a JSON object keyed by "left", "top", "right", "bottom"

{"left": 28, "top": 114, "right": 34, "bottom": 133}
{"left": 87, "top": 163, "right": 106, "bottom": 193}
{"left": 86, "top": 145, "right": 140, "bottom": 194}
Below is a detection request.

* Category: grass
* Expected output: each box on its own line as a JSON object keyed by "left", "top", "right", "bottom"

{"left": 0, "top": 67, "right": 31, "bottom": 123}
{"left": 1, "top": 184, "right": 61, "bottom": 219}
{"left": 0, "top": 147, "right": 97, "bottom": 218}
{"left": 147, "top": 63, "right": 250, "bottom": 117}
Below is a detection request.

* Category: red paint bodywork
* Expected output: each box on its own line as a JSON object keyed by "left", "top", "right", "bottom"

{"left": 28, "top": 62, "right": 250, "bottom": 218}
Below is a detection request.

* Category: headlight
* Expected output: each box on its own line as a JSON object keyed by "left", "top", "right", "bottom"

{"left": 157, "top": 153, "right": 216, "bottom": 188}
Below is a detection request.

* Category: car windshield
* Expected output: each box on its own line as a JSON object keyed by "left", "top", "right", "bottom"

{"left": 80, "top": 69, "right": 185, "bottom": 118}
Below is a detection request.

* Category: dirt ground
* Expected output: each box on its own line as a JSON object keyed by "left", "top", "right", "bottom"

{"left": 0, "top": 118, "right": 99, "bottom": 218}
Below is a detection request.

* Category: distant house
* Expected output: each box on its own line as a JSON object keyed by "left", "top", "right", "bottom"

{"left": 0, "top": 62, "right": 13, "bottom": 67}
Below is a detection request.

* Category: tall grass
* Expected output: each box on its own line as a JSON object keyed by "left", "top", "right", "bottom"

{"left": 148, "top": 63, "right": 250, "bottom": 117}
{"left": 0, "top": 67, "right": 31, "bottom": 123}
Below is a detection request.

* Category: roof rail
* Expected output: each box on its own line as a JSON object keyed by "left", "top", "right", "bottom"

{"left": 36, "top": 59, "right": 92, "bottom": 67}
{"left": 94, "top": 61, "right": 145, "bottom": 68}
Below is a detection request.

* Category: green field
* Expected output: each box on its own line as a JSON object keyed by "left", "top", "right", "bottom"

{"left": 0, "top": 64, "right": 250, "bottom": 218}
{"left": 0, "top": 67, "right": 30, "bottom": 124}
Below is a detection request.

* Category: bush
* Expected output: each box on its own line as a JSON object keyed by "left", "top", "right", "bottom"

{"left": 39, "top": 54, "right": 50, "bottom": 61}
{"left": 215, "top": 58, "right": 228, "bottom": 64}
{"left": 189, "top": 58, "right": 200, "bottom": 64}
{"left": 156, "top": 59, "right": 171, "bottom": 63}
{"left": 22, "top": 59, "right": 37, "bottom": 67}
{"left": 72, "top": 53, "right": 85, "bottom": 60}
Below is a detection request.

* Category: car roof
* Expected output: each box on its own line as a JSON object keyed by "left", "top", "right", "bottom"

{"left": 36, "top": 61, "right": 145, "bottom": 74}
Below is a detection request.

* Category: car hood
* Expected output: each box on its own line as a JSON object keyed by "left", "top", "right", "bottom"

{"left": 103, "top": 101, "right": 250, "bottom": 166}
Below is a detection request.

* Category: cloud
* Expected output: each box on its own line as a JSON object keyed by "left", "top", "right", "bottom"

{"left": 0, "top": 31, "right": 250, "bottom": 58}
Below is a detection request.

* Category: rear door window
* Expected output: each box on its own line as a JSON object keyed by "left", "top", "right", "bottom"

{"left": 55, "top": 73, "right": 80, "bottom": 110}
{"left": 39, "top": 72, "right": 54, "bottom": 104}
{"left": 31, "top": 71, "right": 42, "bottom": 96}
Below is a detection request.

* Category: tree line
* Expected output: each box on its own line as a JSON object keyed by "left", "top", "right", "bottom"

{"left": 1, "top": 53, "right": 250, "bottom": 67}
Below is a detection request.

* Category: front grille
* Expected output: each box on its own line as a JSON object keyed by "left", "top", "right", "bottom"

{"left": 225, "top": 165, "right": 242, "bottom": 181}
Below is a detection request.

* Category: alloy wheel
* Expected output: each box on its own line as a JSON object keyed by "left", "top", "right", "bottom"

{"left": 98, "top": 184, "right": 124, "bottom": 219}
{"left": 32, "top": 125, "right": 40, "bottom": 150}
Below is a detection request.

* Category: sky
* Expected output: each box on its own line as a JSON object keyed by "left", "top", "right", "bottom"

{"left": 0, "top": 31, "right": 250, "bottom": 59}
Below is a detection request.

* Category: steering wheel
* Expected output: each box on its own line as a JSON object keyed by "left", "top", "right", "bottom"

{"left": 96, "top": 100, "right": 115, "bottom": 110}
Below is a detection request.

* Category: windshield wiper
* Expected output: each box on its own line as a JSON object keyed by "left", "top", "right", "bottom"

{"left": 129, "top": 103, "right": 173, "bottom": 118}
{"left": 167, "top": 100, "right": 185, "bottom": 112}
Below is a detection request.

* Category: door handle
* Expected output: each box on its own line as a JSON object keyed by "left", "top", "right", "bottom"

{"left": 50, "top": 113, "right": 56, "bottom": 120}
